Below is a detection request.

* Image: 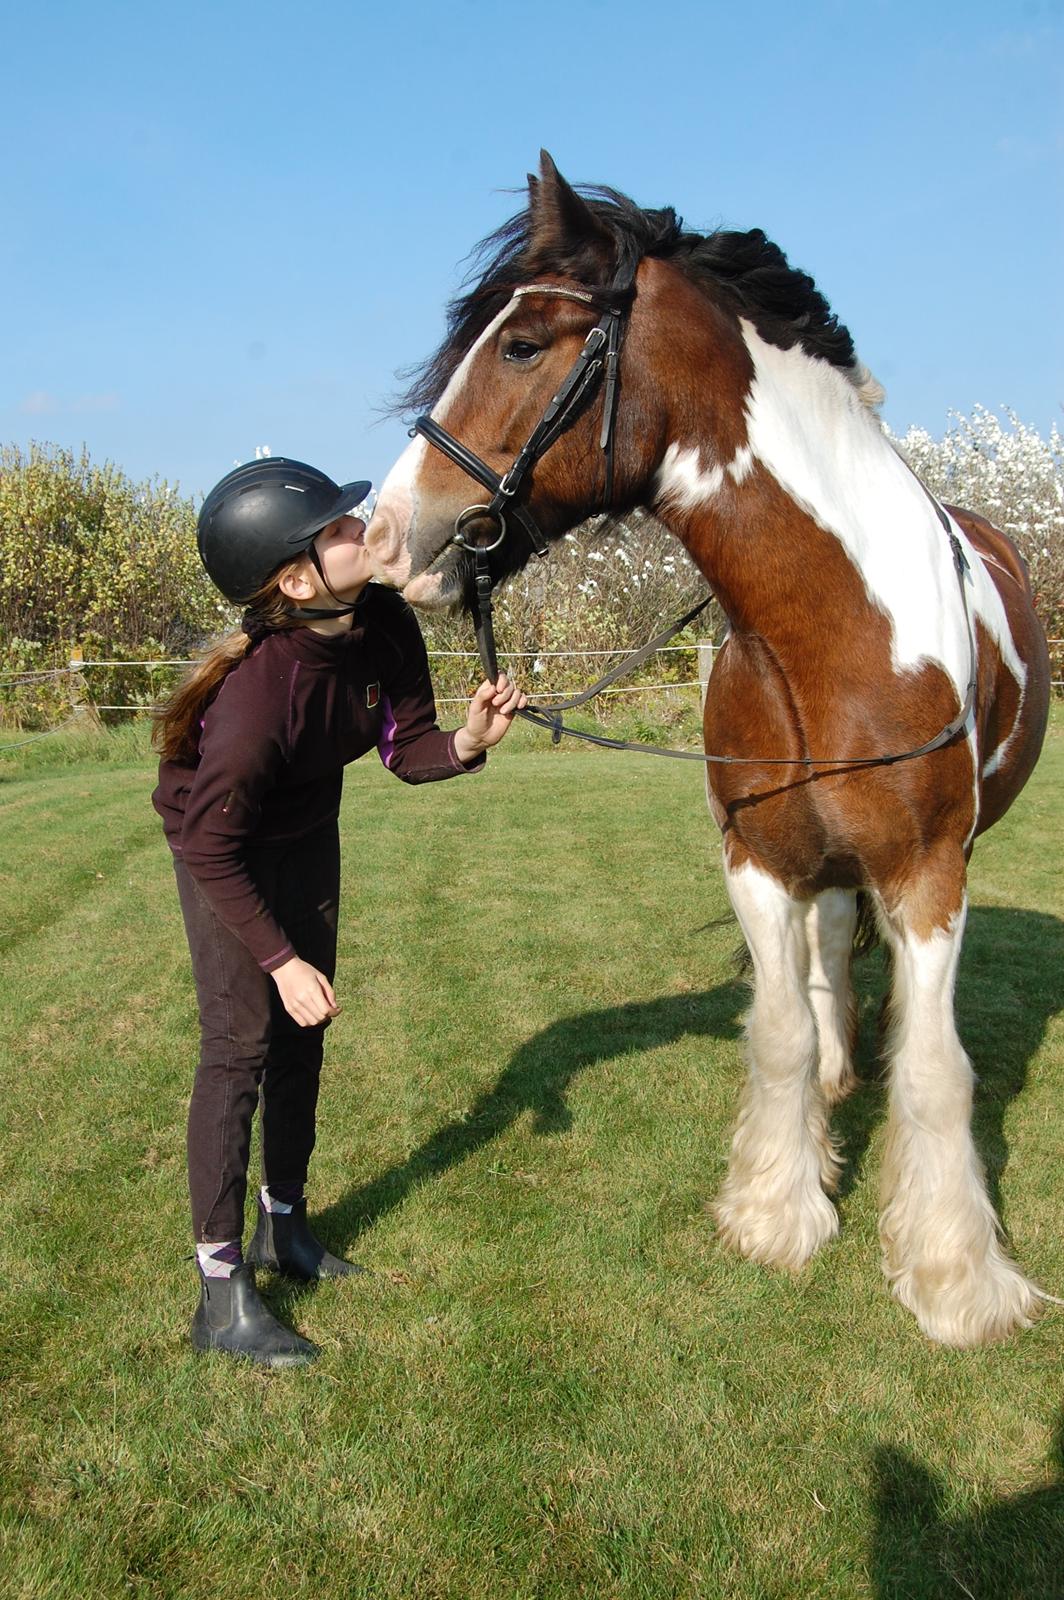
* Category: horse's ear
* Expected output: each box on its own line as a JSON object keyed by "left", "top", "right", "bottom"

{"left": 528, "top": 149, "right": 613, "bottom": 274}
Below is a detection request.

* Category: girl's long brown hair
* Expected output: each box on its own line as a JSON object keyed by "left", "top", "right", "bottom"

{"left": 152, "top": 559, "right": 307, "bottom": 764}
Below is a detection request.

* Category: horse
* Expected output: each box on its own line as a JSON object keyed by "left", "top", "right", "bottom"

{"left": 366, "top": 151, "right": 1052, "bottom": 1348}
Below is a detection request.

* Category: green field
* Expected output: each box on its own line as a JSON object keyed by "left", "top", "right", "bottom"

{"left": 1, "top": 713, "right": 1062, "bottom": 1599}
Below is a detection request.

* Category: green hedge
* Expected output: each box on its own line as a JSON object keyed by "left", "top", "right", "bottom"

{"left": 0, "top": 444, "right": 233, "bottom": 728}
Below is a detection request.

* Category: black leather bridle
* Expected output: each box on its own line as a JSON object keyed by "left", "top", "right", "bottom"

{"left": 412, "top": 264, "right": 637, "bottom": 683}
{"left": 409, "top": 259, "right": 978, "bottom": 770}
{"left": 413, "top": 271, "right": 635, "bottom": 558}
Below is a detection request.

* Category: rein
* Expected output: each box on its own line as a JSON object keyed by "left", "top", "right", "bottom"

{"left": 413, "top": 268, "right": 979, "bottom": 771}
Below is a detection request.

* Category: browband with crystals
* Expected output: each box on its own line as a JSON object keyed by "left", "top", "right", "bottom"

{"left": 511, "top": 285, "right": 598, "bottom": 305}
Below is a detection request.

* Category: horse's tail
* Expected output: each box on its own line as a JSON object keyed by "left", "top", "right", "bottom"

{"left": 852, "top": 890, "right": 881, "bottom": 959}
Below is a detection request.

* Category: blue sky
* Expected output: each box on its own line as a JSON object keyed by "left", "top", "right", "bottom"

{"left": 2, "top": 0, "right": 1061, "bottom": 501}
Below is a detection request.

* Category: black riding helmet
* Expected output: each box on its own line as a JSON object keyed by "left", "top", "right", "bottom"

{"left": 197, "top": 458, "right": 372, "bottom": 606}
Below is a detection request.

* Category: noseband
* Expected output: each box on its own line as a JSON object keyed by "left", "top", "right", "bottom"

{"left": 411, "top": 265, "right": 636, "bottom": 683}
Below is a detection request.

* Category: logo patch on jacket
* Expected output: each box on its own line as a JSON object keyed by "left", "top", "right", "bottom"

{"left": 366, "top": 681, "right": 380, "bottom": 710}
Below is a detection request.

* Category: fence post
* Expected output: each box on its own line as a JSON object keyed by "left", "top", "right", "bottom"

{"left": 67, "top": 644, "right": 100, "bottom": 728}
{"left": 697, "top": 640, "right": 714, "bottom": 712}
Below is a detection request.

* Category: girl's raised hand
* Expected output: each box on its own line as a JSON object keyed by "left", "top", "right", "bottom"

{"left": 455, "top": 673, "right": 528, "bottom": 762}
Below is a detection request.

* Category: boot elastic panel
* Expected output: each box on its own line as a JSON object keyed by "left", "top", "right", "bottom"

{"left": 190, "top": 1265, "right": 320, "bottom": 1368}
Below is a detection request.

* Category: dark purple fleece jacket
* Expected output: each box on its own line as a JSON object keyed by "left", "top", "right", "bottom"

{"left": 153, "top": 585, "right": 482, "bottom": 970}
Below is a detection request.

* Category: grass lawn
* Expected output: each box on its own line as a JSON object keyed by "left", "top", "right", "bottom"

{"left": 1, "top": 710, "right": 1061, "bottom": 1599}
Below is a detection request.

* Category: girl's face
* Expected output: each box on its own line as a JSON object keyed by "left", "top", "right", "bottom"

{"left": 311, "top": 514, "right": 375, "bottom": 597}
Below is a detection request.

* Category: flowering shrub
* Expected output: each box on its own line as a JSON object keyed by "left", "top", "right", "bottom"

{"left": 2, "top": 411, "right": 1061, "bottom": 730}
{"left": 417, "top": 510, "right": 718, "bottom": 708}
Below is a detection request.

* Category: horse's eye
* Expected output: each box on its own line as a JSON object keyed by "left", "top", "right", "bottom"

{"left": 504, "top": 339, "right": 541, "bottom": 363}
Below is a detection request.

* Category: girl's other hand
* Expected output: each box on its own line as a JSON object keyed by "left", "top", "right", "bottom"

{"left": 455, "top": 673, "right": 528, "bottom": 761}
{"left": 271, "top": 955, "right": 341, "bottom": 1027}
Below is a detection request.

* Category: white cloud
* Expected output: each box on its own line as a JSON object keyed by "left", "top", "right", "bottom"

{"left": 21, "top": 390, "right": 57, "bottom": 415}
{"left": 72, "top": 392, "right": 120, "bottom": 413}
{"left": 19, "top": 390, "right": 120, "bottom": 415}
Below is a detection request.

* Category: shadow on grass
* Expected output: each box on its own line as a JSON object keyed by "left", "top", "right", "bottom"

{"left": 280, "top": 906, "right": 1059, "bottom": 1304}
{"left": 828, "top": 907, "right": 1063, "bottom": 1227}
{"left": 870, "top": 1415, "right": 1064, "bottom": 1599}
{"left": 306, "top": 983, "right": 747, "bottom": 1266}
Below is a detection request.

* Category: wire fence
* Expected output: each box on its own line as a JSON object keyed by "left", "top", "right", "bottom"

{"left": 2, "top": 640, "right": 1062, "bottom": 749}
{"left": 0, "top": 644, "right": 713, "bottom": 749}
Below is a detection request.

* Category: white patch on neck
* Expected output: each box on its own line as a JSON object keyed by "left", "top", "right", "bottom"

{"left": 654, "top": 440, "right": 754, "bottom": 513}
{"left": 737, "top": 320, "right": 1025, "bottom": 703}
{"left": 657, "top": 445, "right": 723, "bottom": 507}
{"left": 729, "top": 444, "right": 754, "bottom": 484}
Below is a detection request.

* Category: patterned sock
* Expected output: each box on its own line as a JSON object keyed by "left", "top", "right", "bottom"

{"left": 196, "top": 1239, "right": 243, "bottom": 1279}
{"left": 260, "top": 1181, "right": 304, "bottom": 1215}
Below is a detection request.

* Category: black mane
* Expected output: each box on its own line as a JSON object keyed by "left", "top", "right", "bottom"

{"left": 399, "top": 184, "right": 857, "bottom": 414}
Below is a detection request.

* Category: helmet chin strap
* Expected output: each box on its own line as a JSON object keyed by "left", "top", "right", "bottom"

{"left": 285, "top": 542, "right": 360, "bottom": 621}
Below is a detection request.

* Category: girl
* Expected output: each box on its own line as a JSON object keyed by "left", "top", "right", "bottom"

{"left": 153, "top": 457, "right": 524, "bottom": 1369}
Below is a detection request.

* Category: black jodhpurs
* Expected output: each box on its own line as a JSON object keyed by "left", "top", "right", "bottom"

{"left": 174, "top": 823, "right": 340, "bottom": 1243}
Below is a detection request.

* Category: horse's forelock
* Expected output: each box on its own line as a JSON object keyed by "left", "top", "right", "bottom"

{"left": 395, "top": 186, "right": 684, "bottom": 415}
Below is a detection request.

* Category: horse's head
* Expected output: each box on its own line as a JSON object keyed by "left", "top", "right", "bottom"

{"left": 367, "top": 151, "right": 677, "bottom": 608}
{"left": 368, "top": 152, "right": 870, "bottom": 612}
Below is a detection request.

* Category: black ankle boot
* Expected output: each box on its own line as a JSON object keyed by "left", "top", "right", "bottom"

{"left": 246, "top": 1198, "right": 365, "bottom": 1281}
{"left": 190, "top": 1264, "right": 320, "bottom": 1367}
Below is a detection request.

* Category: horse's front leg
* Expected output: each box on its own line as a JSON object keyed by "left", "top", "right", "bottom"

{"left": 878, "top": 860, "right": 1042, "bottom": 1346}
{"left": 714, "top": 856, "right": 841, "bottom": 1269}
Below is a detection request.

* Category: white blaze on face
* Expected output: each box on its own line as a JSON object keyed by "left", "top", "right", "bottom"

{"left": 364, "top": 433, "right": 425, "bottom": 587}
{"left": 371, "top": 296, "right": 522, "bottom": 592}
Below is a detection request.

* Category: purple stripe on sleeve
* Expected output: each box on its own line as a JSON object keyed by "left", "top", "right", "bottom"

{"left": 287, "top": 662, "right": 300, "bottom": 749}
{"left": 377, "top": 692, "right": 398, "bottom": 770}
{"left": 260, "top": 942, "right": 295, "bottom": 973}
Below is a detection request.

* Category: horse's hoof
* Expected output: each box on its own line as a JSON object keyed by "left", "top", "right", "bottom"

{"left": 713, "top": 1185, "right": 839, "bottom": 1271}
{"left": 884, "top": 1253, "right": 1044, "bottom": 1347}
